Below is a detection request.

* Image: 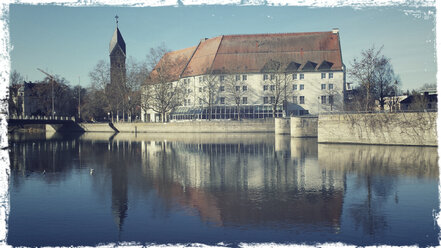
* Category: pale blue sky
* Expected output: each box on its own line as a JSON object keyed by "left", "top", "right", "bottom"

{"left": 9, "top": 4, "right": 436, "bottom": 91}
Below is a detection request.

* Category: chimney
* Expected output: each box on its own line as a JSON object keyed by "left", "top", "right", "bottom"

{"left": 200, "top": 38, "right": 208, "bottom": 42}
{"left": 332, "top": 28, "right": 339, "bottom": 34}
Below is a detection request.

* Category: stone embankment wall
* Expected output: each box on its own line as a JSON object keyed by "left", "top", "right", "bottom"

{"left": 290, "top": 116, "right": 318, "bottom": 138}
{"left": 81, "top": 119, "right": 274, "bottom": 133}
{"left": 318, "top": 112, "right": 437, "bottom": 146}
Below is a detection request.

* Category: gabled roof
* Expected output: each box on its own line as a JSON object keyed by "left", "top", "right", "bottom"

{"left": 153, "top": 30, "right": 343, "bottom": 81}
{"left": 109, "top": 27, "right": 126, "bottom": 55}
{"left": 317, "top": 60, "right": 334, "bottom": 70}
{"left": 149, "top": 46, "right": 197, "bottom": 83}
{"left": 285, "top": 61, "right": 301, "bottom": 72}
{"left": 301, "top": 61, "right": 318, "bottom": 71}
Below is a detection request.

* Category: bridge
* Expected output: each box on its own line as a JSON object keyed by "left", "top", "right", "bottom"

{"left": 8, "top": 116, "right": 85, "bottom": 133}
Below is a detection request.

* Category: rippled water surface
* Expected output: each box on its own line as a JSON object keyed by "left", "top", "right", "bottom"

{"left": 7, "top": 132, "right": 439, "bottom": 246}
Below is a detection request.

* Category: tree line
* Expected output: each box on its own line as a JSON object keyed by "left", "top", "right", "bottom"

{"left": 8, "top": 44, "right": 433, "bottom": 122}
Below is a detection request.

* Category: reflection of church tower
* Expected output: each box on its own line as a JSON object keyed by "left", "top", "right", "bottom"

{"left": 109, "top": 15, "right": 126, "bottom": 87}
{"left": 111, "top": 166, "right": 128, "bottom": 233}
{"left": 110, "top": 141, "right": 128, "bottom": 234}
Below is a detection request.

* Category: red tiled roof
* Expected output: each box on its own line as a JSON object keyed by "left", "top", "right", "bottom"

{"left": 181, "top": 36, "right": 223, "bottom": 77}
{"left": 149, "top": 46, "right": 197, "bottom": 82}
{"left": 155, "top": 31, "right": 343, "bottom": 80}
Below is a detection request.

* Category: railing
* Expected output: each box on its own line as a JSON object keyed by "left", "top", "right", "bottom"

{"left": 7, "top": 115, "right": 76, "bottom": 121}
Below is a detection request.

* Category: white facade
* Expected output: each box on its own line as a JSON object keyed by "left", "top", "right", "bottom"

{"left": 141, "top": 70, "right": 345, "bottom": 122}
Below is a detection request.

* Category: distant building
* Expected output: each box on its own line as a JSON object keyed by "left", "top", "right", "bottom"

{"left": 374, "top": 95, "right": 408, "bottom": 112}
{"left": 400, "top": 92, "right": 437, "bottom": 111}
{"left": 142, "top": 29, "right": 346, "bottom": 122}
{"left": 9, "top": 81, "right": 40, "bottom": 117}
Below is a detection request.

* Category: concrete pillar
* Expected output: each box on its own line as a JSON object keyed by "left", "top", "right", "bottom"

{"left": 290, "top": 116, "right": 318, "bottom": 137}
{"left": 275, "top": 118, "right": 291, "bottom": 135}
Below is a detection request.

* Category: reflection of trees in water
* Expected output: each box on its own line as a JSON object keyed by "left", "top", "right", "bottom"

{"left": 318, "top": 143, "right": 438, "bottom": 236}
{"left": 350, "top": 175, "right": 390, "bottom": 236}
{"left": 9, "top": 134, "right": 79, "bottom": 188}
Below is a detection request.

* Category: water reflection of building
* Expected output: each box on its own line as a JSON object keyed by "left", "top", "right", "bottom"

{"left": 139, "top": 135, "right": 345, "bottom": 229}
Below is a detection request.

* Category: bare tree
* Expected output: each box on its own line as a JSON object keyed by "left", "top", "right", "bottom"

{"left": 89, "top": 60, "right": 110, "bottom": 91}
{"left": 260, "top": 60, "right": 293, "bottom": 117}
{"left": 374, "top": 57, "right": 399, "bottom": 110}
{"left": 324, "top": 87, "right": 344, "bottom": 112}
{"left": 198, "top": 72, "right": 220, "bottom": 120}
{"left": 88, "top": 60, "right": 112, "bottom": 120}
{"left": 349, "top": 46, "right": 399, "bottom": 111}
{"left": 263, "top": 73, "right": 292, "bottom": 117}
{"left": 125, "top": 57, "right": 149, "bottom": 121}
{"left": 143, "top": 46, "right": 188, "bottom": 122}
{"left": 223, "top": 74, "right": 246, "bottom": 120}
{"left": 89, "top": 59, "right": 129, "bottom": 122}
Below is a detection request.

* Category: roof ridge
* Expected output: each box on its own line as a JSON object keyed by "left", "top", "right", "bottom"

{"left": 179, "top": 42, "right": 201, "bottom": 78}
{"left": 221, "top": 31, "right": 333, "bottom": 38}
{"left": 207, "top": 35, "right": 224, "bottom": 74}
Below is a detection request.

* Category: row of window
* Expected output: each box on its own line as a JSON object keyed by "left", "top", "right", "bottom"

{"left": 185, "top": 95, "right": 333, "bottom": 106}
{"left": 183, "top": 72, "right": 336, "bottom": 84}
{"left": 292, "top": 96, "right": 305, "bottom": 105}
{"left": 321, "top": 84, "right": 334, "bottom": 90}
{"left": 218, "top": 97, "right": 247, "bottom": 104}
{"left": 320, "top": 95, "right": 334, "bottom": 104}
{"left": 197, "top": 85, "right": 249, "bottom": 92}
{"left": 321, "top": 73, "right": 334, "bottom": 79}
{"left": 193, "top": 83, "right": 334, "bottom": 93}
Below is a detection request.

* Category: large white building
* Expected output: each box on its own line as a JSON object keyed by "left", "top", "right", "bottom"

{"left": 142, "top": 29, "right": 345, "bottom": 122}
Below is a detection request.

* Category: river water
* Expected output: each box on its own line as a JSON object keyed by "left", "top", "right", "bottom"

{"left": 7, "top": 132, "right": 439, "bottom": 246}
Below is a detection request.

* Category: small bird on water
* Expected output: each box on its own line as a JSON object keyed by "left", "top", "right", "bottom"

{"left": 90, "top": 168, "right": 94, "bottom": 175}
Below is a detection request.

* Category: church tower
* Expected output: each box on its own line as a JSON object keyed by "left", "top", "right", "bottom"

{"left": 109, "top": 15, "right": 126, "bottom": 87}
